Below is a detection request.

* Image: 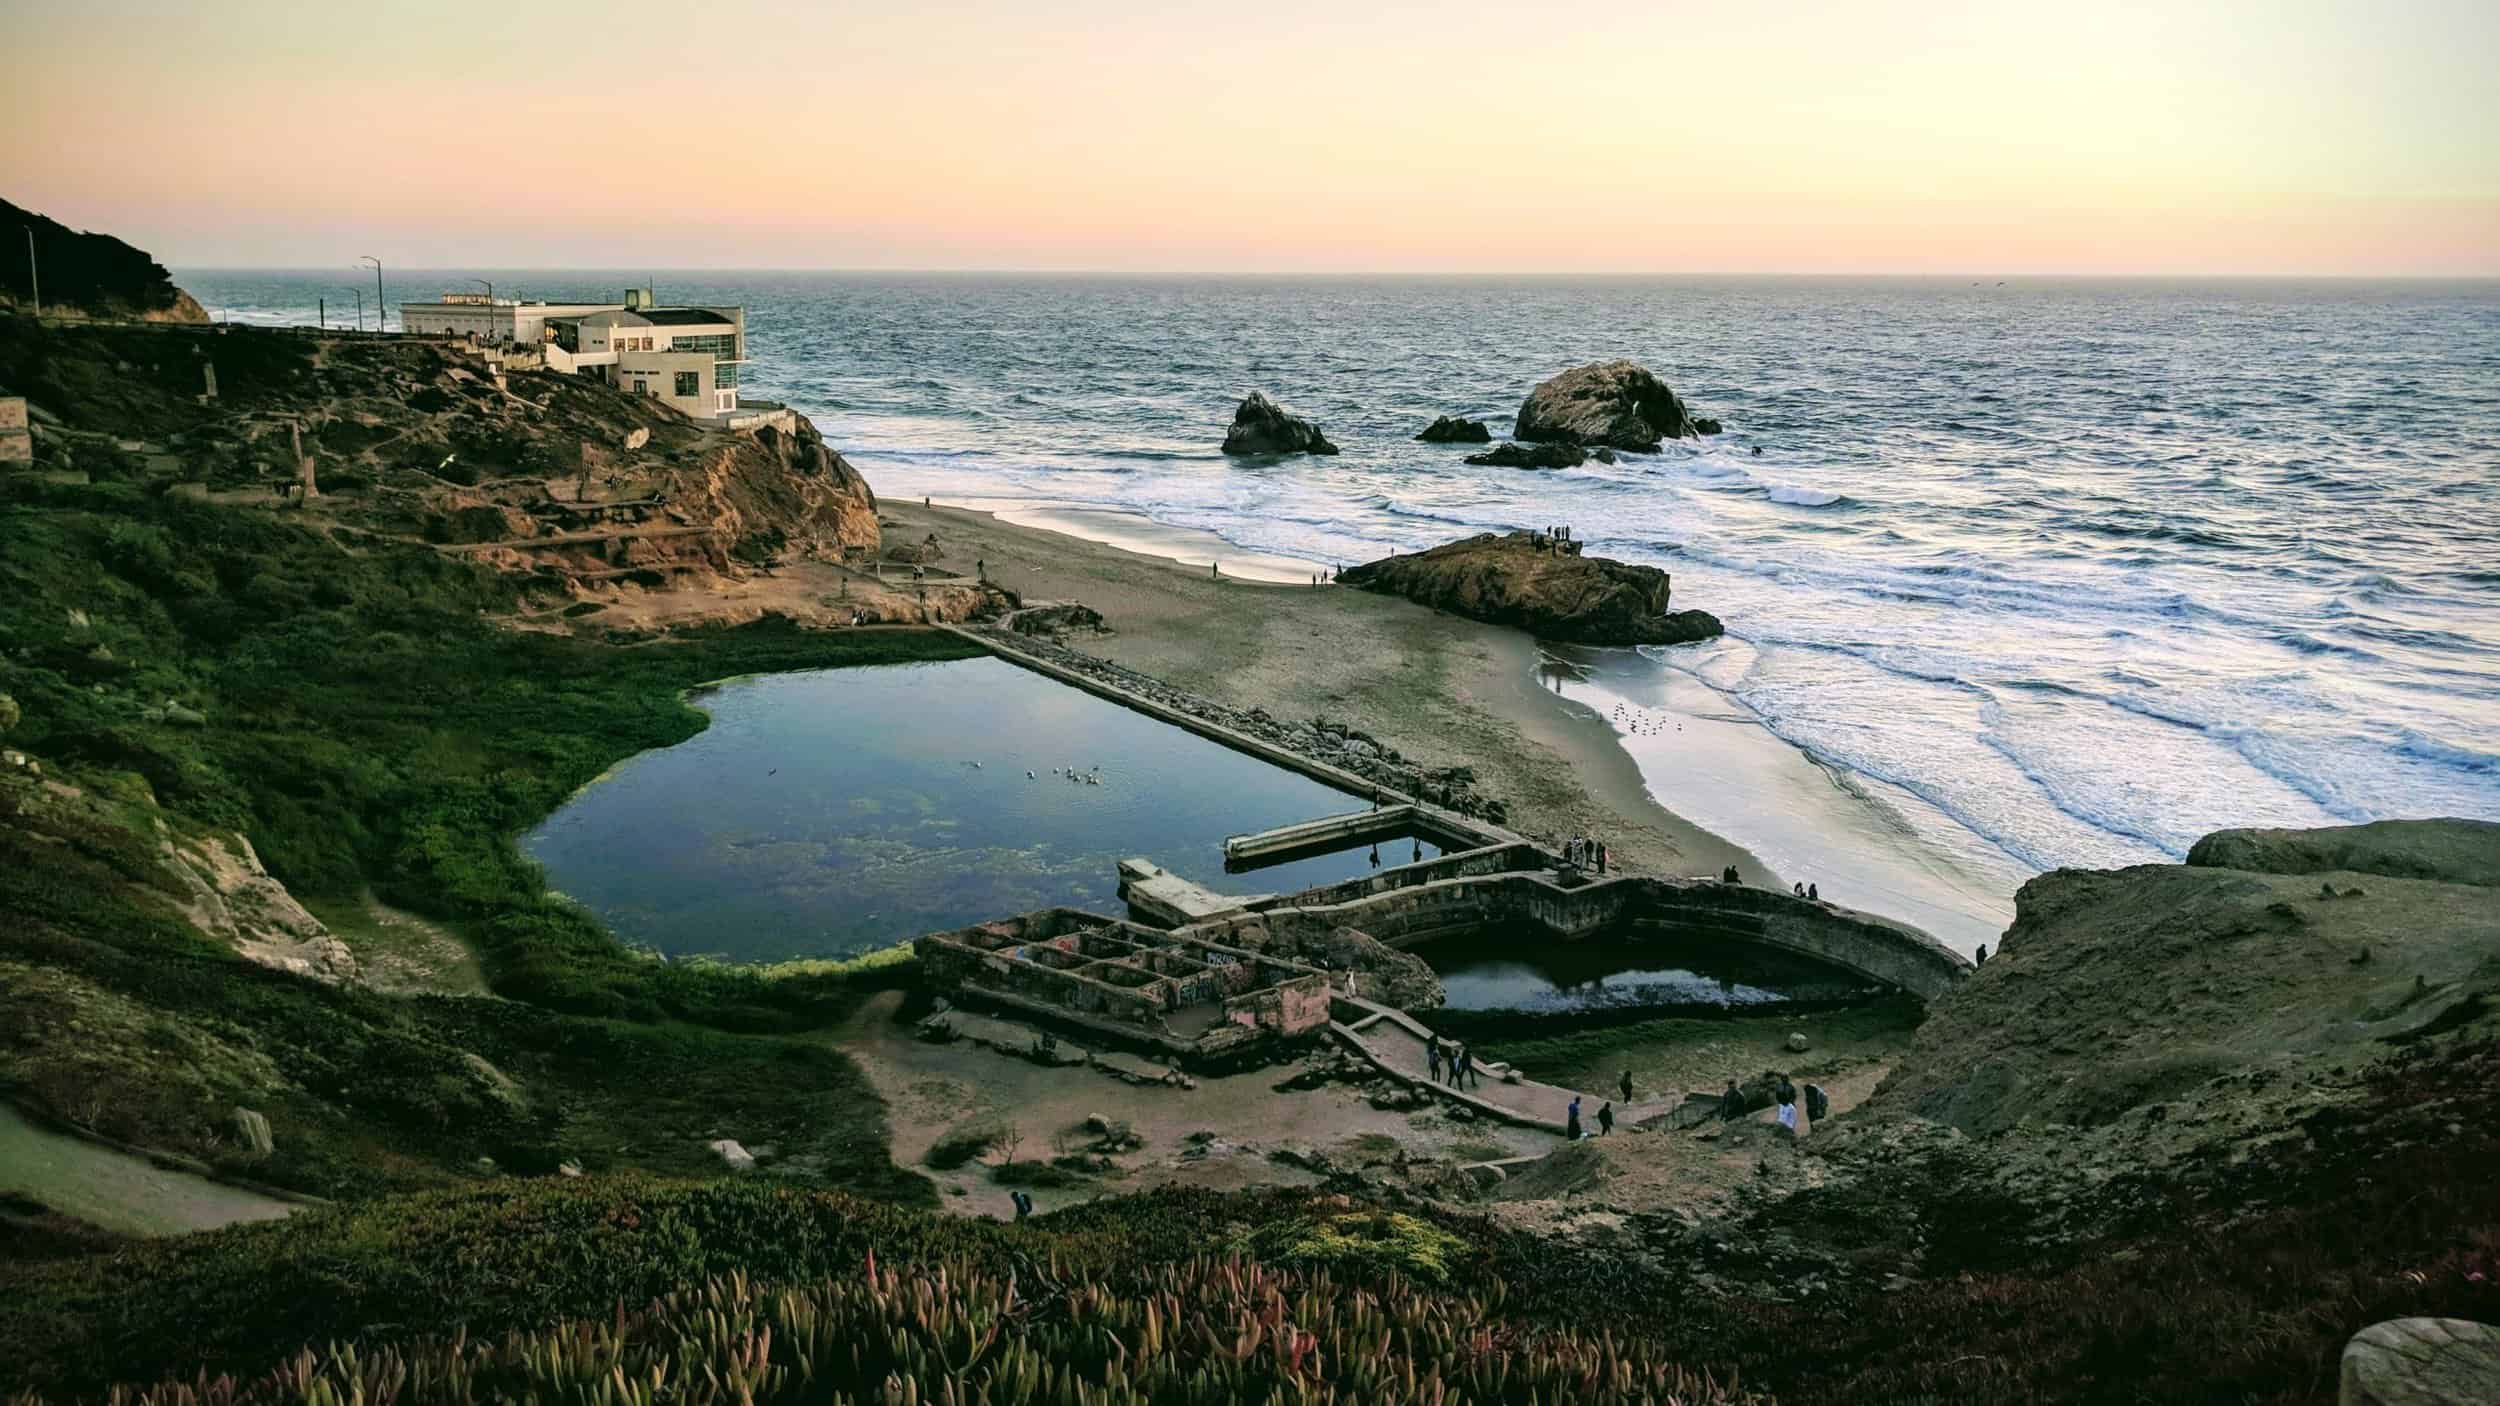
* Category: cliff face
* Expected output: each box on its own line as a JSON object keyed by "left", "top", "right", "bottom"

{"left": 0, "top": 198, "right": 208, "bottom": 322}
{"left": 3, "top": 322, "right": 880, "bottom": 593}
{"left": 1339, "top": 530, "right": 1722, "bottom": 645}
{"left": 1857, "top": 817, "right": 2499, "bottom": 1168}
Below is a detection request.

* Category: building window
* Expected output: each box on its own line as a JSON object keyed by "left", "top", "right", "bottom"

{"left": 674, "top": 370, "right": 700, "bottom": 397}
{"left": 714, "top": 362, "right": 738, "bottom": 388}
{"left": 632, "top": 378, "right": 648, "bottom": 394}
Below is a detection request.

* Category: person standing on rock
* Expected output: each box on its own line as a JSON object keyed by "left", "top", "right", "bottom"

{"left": 1566, "top": 1096, "right": 1584, "bottom": 1140}
{"left": 1808, "top": 883, "right": 1819, "bottom": 901}
{"left": 1975, "top": 943, "right": 1989, "bottom": 965}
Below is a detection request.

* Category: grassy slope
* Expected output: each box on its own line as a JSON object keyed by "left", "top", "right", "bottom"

{"left": 0, "top": 469, "right": 980, "bottom": 1201}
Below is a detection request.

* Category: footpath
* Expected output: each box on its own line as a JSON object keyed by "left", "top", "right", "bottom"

{"left": 1329, "top": 996, "right": 1682, "bottom": 1135}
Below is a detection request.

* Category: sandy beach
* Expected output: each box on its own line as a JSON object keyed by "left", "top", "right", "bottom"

{"left": 876, "top": 498, "right": 1772, "bottom": 887}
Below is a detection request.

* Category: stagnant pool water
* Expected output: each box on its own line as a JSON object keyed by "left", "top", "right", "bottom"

{"left": 523, "top": 657, "right": 1431, "bottom": 962}
{"left": 1420, "top": 930, "right": 1879, "bottom": 1014}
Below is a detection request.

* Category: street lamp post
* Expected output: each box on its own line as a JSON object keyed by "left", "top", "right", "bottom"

{"left": 22, "top": 227, "right": 38, "bottom": 318}
{"left": 360, "top": 256, "right": 384, "bottom": 333}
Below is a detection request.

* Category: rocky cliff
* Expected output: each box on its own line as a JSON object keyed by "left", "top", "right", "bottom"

{"left": 0, "top": 198, "right": 208, "bottom": 323}
{"left": 1833, "top": 818, "right": 2500, "bottom": 1217}
{"left": 1338, "top": 530, "right": 1723, "bottom": 645}
{"left": 2, "top": 322, "right": 880, "bottom": 593}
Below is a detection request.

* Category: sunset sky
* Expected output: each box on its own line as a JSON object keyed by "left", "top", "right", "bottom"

{"left": 5, "top": 0, "right": 2495, "bottom": 274}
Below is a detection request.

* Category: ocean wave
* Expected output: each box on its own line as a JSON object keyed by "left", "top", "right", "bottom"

{"left": 1765, "top": 486, "right": 1846, "bottom": 507}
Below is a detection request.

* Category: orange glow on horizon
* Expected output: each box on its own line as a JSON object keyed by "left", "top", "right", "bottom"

{"left": 4, "top": 0, "right": 2495, "bottom": 275}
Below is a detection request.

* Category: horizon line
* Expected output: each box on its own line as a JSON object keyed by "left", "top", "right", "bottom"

{"left": 168, "top": 265, "right": 2500, "bottom": 282}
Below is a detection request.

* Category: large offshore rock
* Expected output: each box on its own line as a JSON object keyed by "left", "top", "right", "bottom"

{"left": 1221, "top": 392, "right": 1339, "bottom": 456}
{"left": 1338, "top": 530, "right": 1723, "bottom": 646}
{"left": 1514, "top": 360, "right": 1708, "bottom": 452}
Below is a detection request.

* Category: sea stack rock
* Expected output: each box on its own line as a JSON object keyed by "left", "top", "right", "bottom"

{"left": 1338, "top": 530, "right": 1724, "bottom": 646}
{"left": 1465, "top": 441, "right": 1585, "bottom": 470}
{"left": 1515, "top": 361, "right": 1710, "bottom": 452}
{"left": 1222, "top": 392, "right": 1339, "bottom": 456}
{"left": 1416, "top": 415, "right": 1493, "bottom": 444}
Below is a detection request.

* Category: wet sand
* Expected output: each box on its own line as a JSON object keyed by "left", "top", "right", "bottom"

{"left": 878, "top": 498, "right": 1770, "bottom": 885}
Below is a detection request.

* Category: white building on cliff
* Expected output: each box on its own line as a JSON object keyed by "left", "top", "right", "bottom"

{"left": 401, "top": 288, "right": 747, "bottom": 420}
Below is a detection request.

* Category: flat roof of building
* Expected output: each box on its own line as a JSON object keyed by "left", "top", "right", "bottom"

{"left": 635, "top": 308, "right": 736, "bottom": 325}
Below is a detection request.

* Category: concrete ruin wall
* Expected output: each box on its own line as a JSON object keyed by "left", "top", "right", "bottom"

{"left": 915, "top": 907, "right": 1342, "bottom": 1058}
{"left": 1269, "top": 872, "right": 1969, "bottom": 999}
{"left": 1253, "top": 842, "right": 1551, "bottom": 910}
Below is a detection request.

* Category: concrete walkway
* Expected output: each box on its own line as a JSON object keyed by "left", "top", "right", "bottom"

{"left": 0, "top": 1104, "right": 299, "bottom": 1237}
{"left": 1331, "top": 998, "right": 1677, "bottom": 1135}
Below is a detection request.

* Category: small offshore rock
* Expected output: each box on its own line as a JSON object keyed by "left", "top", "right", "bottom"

{"left": 1415, "top": 415, "right": 1492, "bottom": 444}
{"left": 1222, "top": 391, "right": 1339, "bottom": 456}
{"left": 1466, "top": 441, "right": 1585, "bottom": 470}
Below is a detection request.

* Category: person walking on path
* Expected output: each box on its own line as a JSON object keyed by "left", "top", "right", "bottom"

{"left": 1597, "top": 1101, "right": 1616, "bottom": 1136}
{"left": 1566, "top": 1096, "right": 1584, "bottom": 1140}
{"left": 1454, "top": 1045, "right": 1476, "bottom": 1089}
{"left": 1426, "top": 1035, "right": 1443, "bottom": 1084}
{"left": 1011, "top": 1191, "right": 1033, "bottom": 1221}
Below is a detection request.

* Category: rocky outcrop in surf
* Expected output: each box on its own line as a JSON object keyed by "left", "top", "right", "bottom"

{"left": 2185, "top": 818, "right": 2500, "bottom": 889}
{"left": 1466, "top": 442, "right": 1585, "bottom": 469}
{"left": 1415, "top": 415, "right": 1492, "bottom": 444}
{"left": 1221, "top": 392, "right": 1339, "bottom": 456}
{"left": 1514, "top": 361, "right": 1713, "bottom": 452}
{"left": 1338, "top": 530, "right": 1723, "bottom": 646}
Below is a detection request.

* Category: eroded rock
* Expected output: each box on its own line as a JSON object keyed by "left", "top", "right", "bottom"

{"left": 1221, "top": 392, "right": 1339, "bottom": 457}
{"left": 1416, "top": 415, "right": 1492, "bottom": 444}
{"left": 1465, "top": 442, "right": 1585, "bottom": 470}
{"left": 1338, "top": 530, "right": 1726, "bottom": 647}
{"left": 1514, "top": 361, "right": 1711, "bottom": 451}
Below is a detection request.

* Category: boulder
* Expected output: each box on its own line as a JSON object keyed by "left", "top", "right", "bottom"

{"left": 1465, "top": 442, "right": 1585, "bottom": 470}
{"left": 1339, "top": 531, "right": 1726, "bottom": 647}
{"left": 708, "top": 1138, "right": 757, "bottom": 1172}
{"left": 230, "top": 1106, "right": 274, "bottom": 1157}
{"left": 1786, "top": 1032, "right": 1811, "bottom": 1053}
{"left": 2187, "top": 819, "right": 2500, "bottom": 890}
{"left": 1221, "top": 392, "right": 1339, "bottom": 456}
{"left": 2339, "top": 1317, "right": 2500, "bottom": 1406}
{"left": 1415, "top": 415, "right": 1492, "bottom": 444}
{"left": 1514, "top": 361, "right": 1710, "bottom": 452}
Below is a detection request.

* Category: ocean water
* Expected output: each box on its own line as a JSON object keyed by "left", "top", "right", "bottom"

{"left": 190, "top": 271, "right": 2500, "bottom": 944}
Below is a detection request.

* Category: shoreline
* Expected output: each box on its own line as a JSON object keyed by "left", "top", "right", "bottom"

{"left": 879, "top": 496, "right": 1775, "bottom": 890}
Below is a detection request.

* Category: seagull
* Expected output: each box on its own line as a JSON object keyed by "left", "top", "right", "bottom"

{"left": 1027, "top": 770, "right": 1036, "bottom": 779}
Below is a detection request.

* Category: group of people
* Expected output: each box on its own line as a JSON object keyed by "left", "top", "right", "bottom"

{"left": 1717, "top": 864, "right": 1743, "bottom": 884}
{"left": 1719, "top": 1075, "right": 1829, "bottom": 1134}
{"left": 1308, "top": 566, "right": 1337, "bottom": 585}
{"left": 1424, "top": 1034, "right": 1479, "bottom": 1089}
{"left": 1565, "top": 1094, "right": 1617, "bottom": 1139}
{"left": 1532, "top": 525, "right": 1581, "bottom": 557}
{"left": 1563, "top": 835, "right": 1609, "bottom": 873}
{"left": 1790, "top": 880, "right": 1821, "bottom": 901}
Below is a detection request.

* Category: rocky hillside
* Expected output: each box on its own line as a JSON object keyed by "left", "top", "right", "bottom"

{"left": 0, "top": 199, "right": 207, "bottom": 323}
{"left": 0, "top": 319, "right": 878, "bottom": 594}
{"left": 1339, "top": 529, "right": 1723, "bottom": 645}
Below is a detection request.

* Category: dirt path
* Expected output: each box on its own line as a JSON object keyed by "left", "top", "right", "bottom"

{"left": 0, "top": 1104, "right": 298, "bottom": 1238}
{"left": 832, "top": 992, "right": 1552, "bottom": 1220}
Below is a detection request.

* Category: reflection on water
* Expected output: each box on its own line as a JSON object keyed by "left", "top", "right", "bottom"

{"left": 1422, "top": 930, "right": 1879, "bottom": 1013}
{"left": 523, "top": 658, "right": 1405, "bottom": 961}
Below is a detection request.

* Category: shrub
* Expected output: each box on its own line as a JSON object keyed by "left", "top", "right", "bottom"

{"left": 923, "top": 1121, "right": 1004, "bottom": 1171}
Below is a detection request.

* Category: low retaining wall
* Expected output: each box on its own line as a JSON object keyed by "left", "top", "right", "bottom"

{"left": 1287, "top": 871, "right": 1969, "bottom": 999}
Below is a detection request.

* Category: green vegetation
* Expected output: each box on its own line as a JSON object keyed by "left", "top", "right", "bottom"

{"left": 4, "top": 1187, "right": 1759, "bottom": 1404}
{"left": 1237, "top": 1208, "right": 1470, "bottom": 1286}
{"left": 922, "top": 1121, "right": 1004, "bottom": 1171}
{"left": 0, "top": 466, "right": 980, "bottom": 1195}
